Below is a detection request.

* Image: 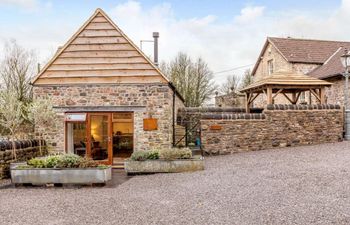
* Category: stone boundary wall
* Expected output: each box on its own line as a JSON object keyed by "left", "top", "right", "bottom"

{"left": 201, "top": 104, "right": 343, "bottom": 155}
{"left": 0, "top": 140, "right": 47, "bottom": 179}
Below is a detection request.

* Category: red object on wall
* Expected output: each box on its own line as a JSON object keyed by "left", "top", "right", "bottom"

{"left": 143, "top": 118, "right": 158, "bottom": 131}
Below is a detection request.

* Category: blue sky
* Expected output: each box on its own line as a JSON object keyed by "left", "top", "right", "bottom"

{"left": 0, "top": 0, "right": 348, "bottom": 81}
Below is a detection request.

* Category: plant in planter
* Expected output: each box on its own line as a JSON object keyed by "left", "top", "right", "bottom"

{"left": 0, "top": 91, "right": 25, "bottom": 159}
{"left": 125, "top": 147, "right": 204, "bottom": 174}
{"left": 159, "top": 148, "right": 192, "bottom": 160}
{"left": 11, "top": 154, "right": 111, "bottom": 185}
{"left": 130, "top": 150, "right": 159, "bottom": 161}
{"left": 27, "top": 98, "right": 57, "bottom": 156}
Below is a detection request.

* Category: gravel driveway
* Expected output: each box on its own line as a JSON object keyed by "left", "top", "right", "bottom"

{"left": 1, "top": 142, "right": 350, "bottom": 225}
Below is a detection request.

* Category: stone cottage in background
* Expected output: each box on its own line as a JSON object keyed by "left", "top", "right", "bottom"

{"left": 214, "top": 91, "right": 245, "bottom": 108}
{"left": 31, "top": 8, "right": 184, "bottom": 165}
{"left": 251, "top": 37, "right": 350, "bottom": 106}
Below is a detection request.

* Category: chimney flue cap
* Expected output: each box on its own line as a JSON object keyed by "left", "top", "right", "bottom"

{"left": 153, "top": 32, "right": 159, "bottom": 38}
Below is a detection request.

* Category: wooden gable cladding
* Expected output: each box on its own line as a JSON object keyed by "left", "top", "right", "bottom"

{"left": 32, "top": 9, "right": 169, "bottom": 85}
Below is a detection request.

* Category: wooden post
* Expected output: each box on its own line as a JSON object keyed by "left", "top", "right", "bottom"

{"left": 267, "top": 87, "right": 272, "bottom": 104}
{"left": 245, "top": 93, "right": 250, "bottom": 113}
{"left": 308, "top": 90, "right": 312, "bottom": 104}
{"left": 320, "top": 87, "right": 325, "bottom": 104}
{"left": 292, "top": 92, "right": 296, "bottom": 104}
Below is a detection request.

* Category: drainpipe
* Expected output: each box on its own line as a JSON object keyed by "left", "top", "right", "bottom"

{"left": 172, "top": 88, "right": 176, "bottom": 147}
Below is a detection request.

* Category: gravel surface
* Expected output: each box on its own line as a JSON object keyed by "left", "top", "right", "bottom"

{"left": 2, "top": 142, "right": 350, "bottom": 225}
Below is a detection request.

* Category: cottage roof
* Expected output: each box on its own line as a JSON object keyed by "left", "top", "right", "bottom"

{"left": 252, "top": 37, "right": 350, "bottom": 77}
{"left": 307, "top": 46, "right": 349, "bottom": 79}
{"left": 31, "top": 8, "right": 170, "bottom": 85}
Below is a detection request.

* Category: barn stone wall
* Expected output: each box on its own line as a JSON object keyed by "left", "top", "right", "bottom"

{"left": 33, "top": 84, "right": 184, "bottom": 152}
{"left": 201, "top": 104, "right": 343, "bottom": 155}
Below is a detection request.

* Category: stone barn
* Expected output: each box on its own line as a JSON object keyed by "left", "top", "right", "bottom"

{"left": 31, "top": 8, "right": 184, "bottom": 165}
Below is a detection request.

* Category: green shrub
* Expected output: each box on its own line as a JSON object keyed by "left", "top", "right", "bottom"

{"left": 56, "top": 154, "right": 82, "bottom": 168}
{"left": 147, "top": 150, "right": 159, "bottom": 160}
{"left": 130, "top": 148, "right": 193, "bottom": 161}
{"left": 130, "top": 150, "right": 159, "bottom": 161}
{"left": 130, "top": 151, "right": 150, "bottom": 161}
{"left": 27, "top": 158, "right": 46, "bottom": 168}
{"left": 188, "top": 143, "right": 196, "bottom": 147}
{"left": 26, "top": 154, "right": 105, "bottom": 168}
{"left": 78, "top": 158, "right": 99, "bottom": 168}
{"left": 159, "top": 148, "right": 192, "bottom": 160}
{"left": 16, "top": 165, "right": 34, "bottom": 169}
{"left": 45, "top": 155, "right": 61, "bottom": 168}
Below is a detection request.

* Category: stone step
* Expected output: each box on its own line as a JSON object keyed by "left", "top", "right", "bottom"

{"left": 112, "top": 165, "right": 124, "bottom": 169}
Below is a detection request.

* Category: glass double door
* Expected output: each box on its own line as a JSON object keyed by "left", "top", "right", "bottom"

{"left": 66, "top": 112, "right": 134, "bottom": 165}
{"left": 87, "top": 113, "right": 112, "bottom": 164}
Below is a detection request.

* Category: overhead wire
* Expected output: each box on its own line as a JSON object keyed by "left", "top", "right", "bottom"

{"left": 212, "top": 63, "right": 255, "bottom": 75}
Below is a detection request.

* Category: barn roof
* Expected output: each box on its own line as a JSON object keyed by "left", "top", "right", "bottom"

{"left": 32, "top": 8, "right": 169, "bottom": 85}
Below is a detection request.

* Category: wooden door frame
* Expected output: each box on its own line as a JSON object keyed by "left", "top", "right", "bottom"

{"left": 111, "top": 111, "right": 135, "bottom": 162}
{"left": 87, "top": 112, "right": 113, "bottom": 165}
{"left": 64, "top": 111, "right": 135, "bottom": 165}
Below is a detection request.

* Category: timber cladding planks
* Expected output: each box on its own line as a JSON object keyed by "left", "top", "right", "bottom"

{"left": 34, "top": 76, "right": 166, "bottom": 85}
{"left": 79, "top": 29, "right": 122, "bottom": 37}
{"left": 48, "top": 63, "right": 154, "bottom": 71}
{"left": 59, "top": 50, "right": 141, "bottom": 58}
{"left": 85, "top": 22, "right": 115, "bottom": 30}
{"left": 54, "top": 57, "right": 148, "bottom": 64}
{"left": 65, "top": 43, "right": 136, "bottom": 51}
{"left": 72, "top": 37, "right": 129, "bottom": 44}
{"left": 41, "top": 69, "right": 160, "bottom": 77}
{"left": 32, "top": 9, "right": 169, "bottom": 85}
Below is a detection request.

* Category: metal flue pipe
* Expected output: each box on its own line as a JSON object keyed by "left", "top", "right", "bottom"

{"left": 153, "top": 32, "right": 159, "bottom": 66}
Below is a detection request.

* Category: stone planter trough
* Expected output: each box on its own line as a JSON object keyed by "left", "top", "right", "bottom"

{"left": 10, "top": 163, "right": 112, "bottom": 185}
{"left": 124, "top": 157, "right": 204, "bottom": 174}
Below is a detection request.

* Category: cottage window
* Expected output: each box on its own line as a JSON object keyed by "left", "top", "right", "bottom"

{"left": 268, "top": 59, "right": 274, "bottom": 75}
{"left": 66, "top": 122, "right": 87, "bottom": 157}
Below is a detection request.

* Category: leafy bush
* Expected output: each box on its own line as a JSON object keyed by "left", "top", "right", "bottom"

{"left": 78, "top": 158, "right": 99, "bottom": 168}
{"left": 159, "top": 148, "right": 192, "bottom": 160}
{"left": 27, "top": 158, "right": 46, "bottom": 168}
{"left": 27, "top": 154, "right": 104, "bottom": 169}
{"left": 45, "top": 155, "right": 61, "bottom": 168}
{"left": 130, "top": 150, "right": 159, "bottom": 161}
{"left": 147, "top": 150, "right": 160, "bottom": 160}
{"left": 129, "top": 148, "right": 192, "bottom": 161}
{"left": 56, "top": 154, "right": 81, "bottom": 168}
{"left": 130, "top": 151, "right": 147, "bottom": 161}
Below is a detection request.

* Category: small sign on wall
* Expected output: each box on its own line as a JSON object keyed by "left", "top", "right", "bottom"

{"left": 143, "top": 118, "right": 158, "bottom": 131}
{"left": 210, "top": 125, "right": 222, "bottom": 130}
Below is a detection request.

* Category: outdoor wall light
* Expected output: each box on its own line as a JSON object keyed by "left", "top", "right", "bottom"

{"left": 341, "top": 50, "right": 350, "bottom": 70}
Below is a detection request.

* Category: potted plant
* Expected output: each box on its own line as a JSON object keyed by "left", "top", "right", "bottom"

{"left": 124, "top": 148, "right": 204, "bottom": 174}
{"left": 11, "top": 154, "right": 111, "bottom": 185}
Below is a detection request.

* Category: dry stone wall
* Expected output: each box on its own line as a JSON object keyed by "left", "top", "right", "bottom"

{"left": 0, "top": 140, "right": 47, "bottom": 179}
{"left": 201, "top": 104, "right": 343, "bottom": 155}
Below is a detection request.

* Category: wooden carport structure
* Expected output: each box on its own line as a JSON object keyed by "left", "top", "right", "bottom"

{"left": 240, "top": 71, "right": 332, "bottom": 113}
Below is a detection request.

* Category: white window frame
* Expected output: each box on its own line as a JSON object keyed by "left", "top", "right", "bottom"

{"left": 268, "top": 59, "right": 274, "bottom": 75}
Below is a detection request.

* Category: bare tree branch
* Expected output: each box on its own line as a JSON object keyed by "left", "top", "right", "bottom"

{"left": 161, "top": 52, "right": 217, "bottom": 107}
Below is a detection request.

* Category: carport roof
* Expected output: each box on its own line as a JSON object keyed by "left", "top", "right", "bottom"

{"left": 240, "top": 70, "right": 332, "bottom": 93}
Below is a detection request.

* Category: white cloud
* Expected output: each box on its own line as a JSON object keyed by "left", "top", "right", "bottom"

{"left": 235, "top": 6, "right": 265, "bottom": 23}
{"left": 0, "top": 0, "right": 38, "bottom": 10}
{"left": 3, "top": 0, "right": 350, "bottom": 88}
